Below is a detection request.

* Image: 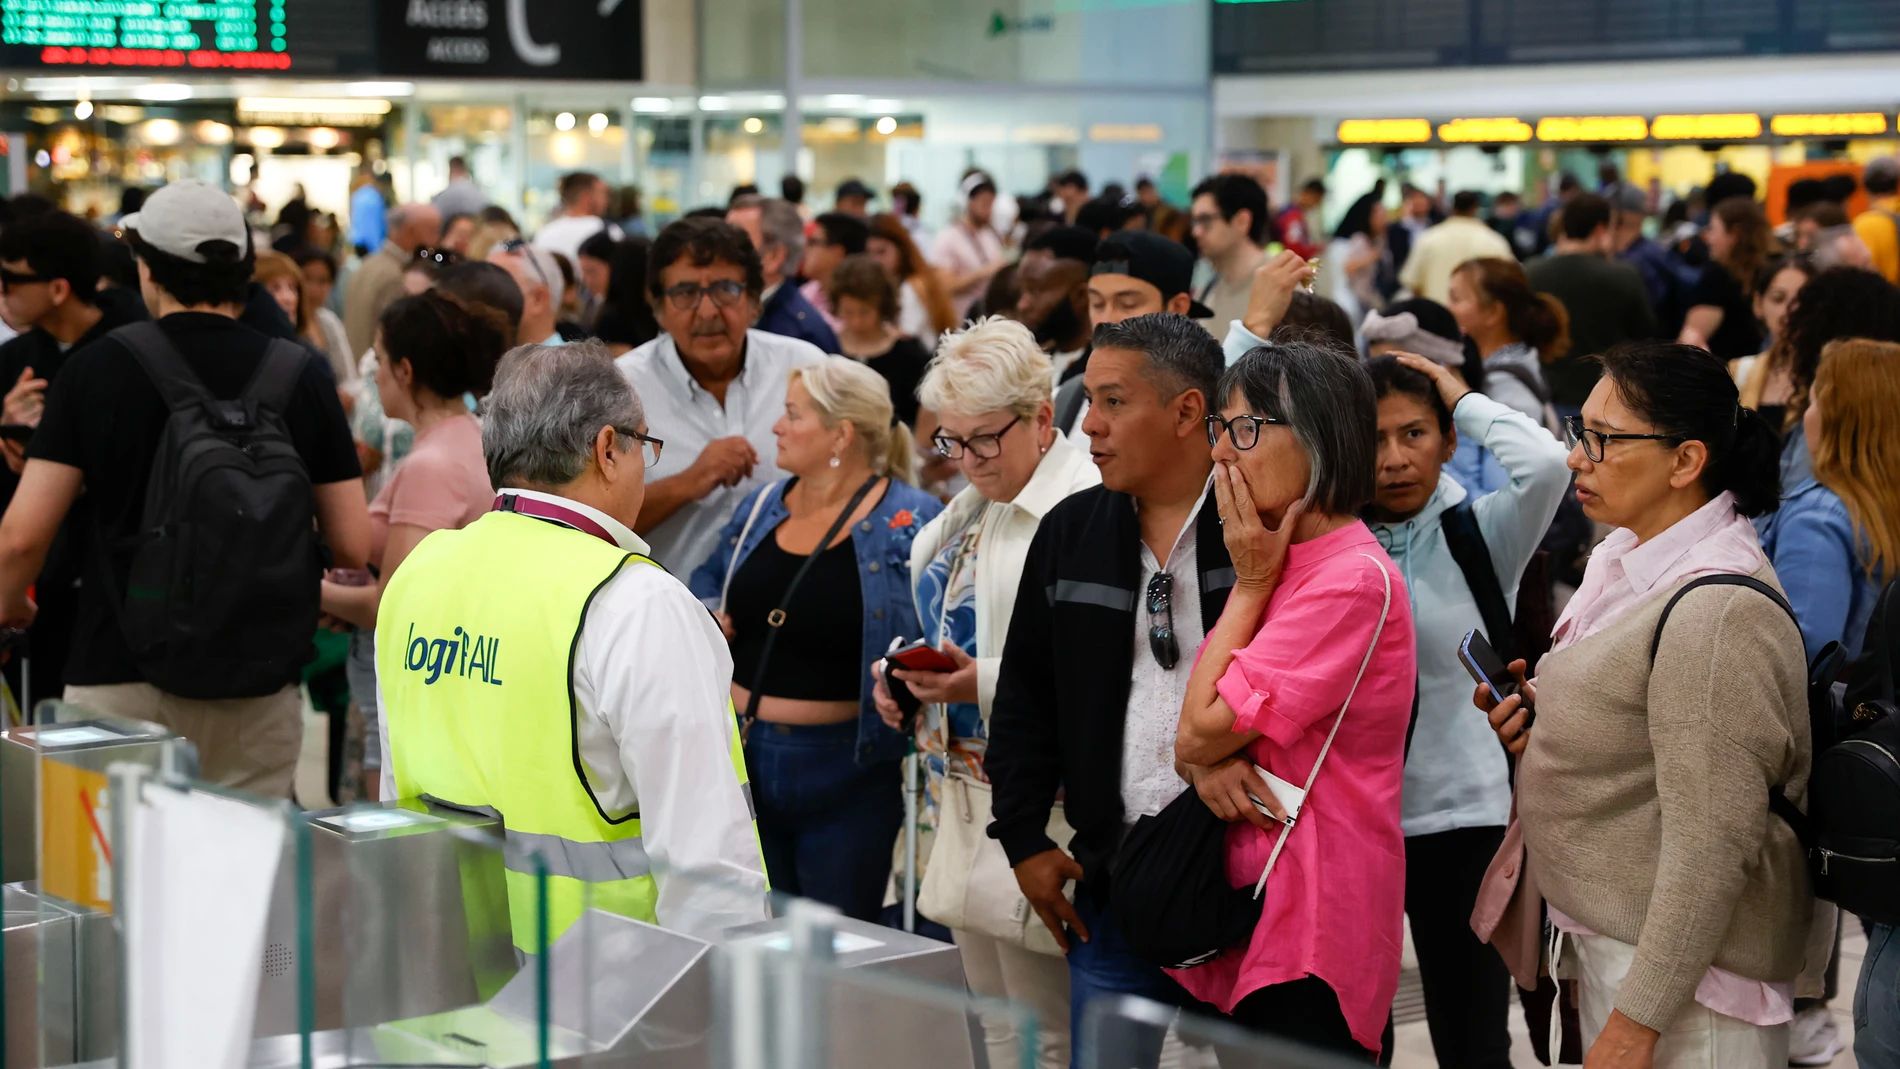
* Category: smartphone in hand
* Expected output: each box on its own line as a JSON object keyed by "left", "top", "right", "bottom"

{"left": 1458, "top": 629, "right": 1517, "bottom": 706}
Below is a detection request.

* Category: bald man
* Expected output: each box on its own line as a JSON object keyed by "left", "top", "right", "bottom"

{"left": 344, "top": 201, "right": 442, "bottom": 357}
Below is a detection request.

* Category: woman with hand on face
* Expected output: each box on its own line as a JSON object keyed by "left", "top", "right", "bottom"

{"left": 867, "top": 317, "right": 1099, "bottom": 1069}
{"left": 1478, "top": 342, "right": 1816, "bottom": 1069}
{"left": 688, "top": 357, "right": 942, "bottom": 921}
{"left": 1362, "top": 352, "right": 1570, "bottom": 1069}
{"left": 1171, "top": 342, "right": 1416, "bottom": 1059}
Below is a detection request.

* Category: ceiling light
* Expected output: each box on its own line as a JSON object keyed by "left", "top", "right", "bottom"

{"left": 698, "top": 96, "right": 731, "bottom": 111}
{"left": 73, "top": 99, "right": 93, "bottom": 120}
{"left": 822, "top": 94, "right": 864, "bottom": 108}
{"left": 344, "top": 81, "right": 414, "bottom": 97}
{"left": 864, "top": 98, "right": 903, "bottom": 114}
{"left": 632, "top": 97, "right": 673, "bottom": 113}
{"left": 554, "top": 111, "right": 576, "bottom": 131}
{"left": 744, "top": 116, "right": 764, "bottom": 134}
{"left": 587, "top": 112, "right": 610, "bottom": 134}
{"left": 307, "top": 127, "right": 341, "bottom": 150}
{"left": 138, "top": 118, "right": 182, "bottom": 146}
{"left": 132, "top": 83, "right": 192, "bottom": 102}
{"left": 875, "top": 116, "right": 897, "bottom": 136}
{"left": 248, "top": 126, "right": 287, "bottom": 149}
{"left": 195, "top": 120, "right": 233, "bottom": 144}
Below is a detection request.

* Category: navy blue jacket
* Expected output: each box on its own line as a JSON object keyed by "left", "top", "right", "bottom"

{"left": 755, "top": 283, "right": 840, "bottom": 355}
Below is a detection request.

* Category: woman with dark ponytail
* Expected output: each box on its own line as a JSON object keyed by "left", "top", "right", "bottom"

{"left": 318, "top": 290, "right": 513, "bottom": 797}
{"left": 1446, "top": 258, "right": 1567, "bottom": 431}
{"left": 1476, "top": 341, "right": 1817, "bottom": 1069}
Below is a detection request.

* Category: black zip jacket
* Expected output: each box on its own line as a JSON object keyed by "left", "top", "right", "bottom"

{"left": 986, "top": 481, "right": 1232, "bottom": 897}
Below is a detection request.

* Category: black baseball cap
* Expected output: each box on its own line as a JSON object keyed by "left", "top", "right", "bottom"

{"left": 1091, "top": 231, "right": 1212, "bottom": 318}
{"left": 835, "top": 178, "right": 875, "bottom": 203}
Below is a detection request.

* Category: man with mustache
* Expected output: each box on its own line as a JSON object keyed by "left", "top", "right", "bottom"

{"left": 615, "top": 218, "right": 824, "bottom": 572}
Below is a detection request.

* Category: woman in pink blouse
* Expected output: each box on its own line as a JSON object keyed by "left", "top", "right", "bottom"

{"left": 1175, "top": 340, "right": 1417, "bottom": 1060}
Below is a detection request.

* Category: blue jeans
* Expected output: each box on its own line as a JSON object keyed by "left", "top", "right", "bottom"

{"left": 745, "top": 719, "right": 902, "bottom": 922}
{"left": 1067, "top": 893, "right": 1184, "bottom": 1069}
{"left": 1858, "top": 922, "right": 1900, "bottom": 1069}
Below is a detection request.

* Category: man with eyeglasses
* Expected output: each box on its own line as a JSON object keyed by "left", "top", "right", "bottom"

{"left": 344, "top": 201, "right": 441, "bottom": 357}
{"left": 614, "top": 217, "right": 824, "bottom": 573}
{"left": 377, "top": 340, "right": 767, "bottom": 949}
{"left": 987, "top": 312, "right": 1231, "bottom": 1067}
{"left": 1189, "top": 174, "right": 1274, "bottom": 338}
{"left": 487, "top": 240, "right": 567, "bottom": 348}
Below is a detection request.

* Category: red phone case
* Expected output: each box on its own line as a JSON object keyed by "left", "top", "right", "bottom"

{"left": 890, "top": 645, "right": 957, "bottom": 672}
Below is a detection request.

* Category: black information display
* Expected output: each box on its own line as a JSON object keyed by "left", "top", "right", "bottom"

{"left": 376, "top": 0, "right": 641, "bottom": 80}
{"left": 0, "top": 0, "right": 642, "bottom": 79}
{"left": 1215, "top": 0, "right": 1896, "bottom": 74}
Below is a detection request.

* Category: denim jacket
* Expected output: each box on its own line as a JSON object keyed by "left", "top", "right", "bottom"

{"left": 688, "top": 476, "right": 944, "bottom": 765}
{"left": 1758, "top": 477, "right": 1884, "bottom": 663}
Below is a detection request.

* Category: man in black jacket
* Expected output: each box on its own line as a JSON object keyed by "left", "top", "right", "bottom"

{"left": 987, "top": 313, "right": 1231, "bottom": 1061}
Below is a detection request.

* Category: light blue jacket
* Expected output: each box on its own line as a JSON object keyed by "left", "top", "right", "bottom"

{"left": 1366, "top": 392, "right": 1571, "bottom": 837}
{"left": 1758, "top": 478, "right": 1883, "bottom": 664}
{"left": 688, "top": 477, "right": 943, "bottom": 764}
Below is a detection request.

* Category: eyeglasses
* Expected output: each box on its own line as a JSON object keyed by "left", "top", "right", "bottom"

{"left": 1147, "top": 573, "right": 1179, "bottom": 671}
{"left": 497, "top": 238, "right": 551, "bottom": 290}
{"left": 1561, "top": 415, "right": 1678, "bottom": 463}
{"left": 0, "top": 269, "right": 48, "bottom": 293}
{"left": 414, "top": 246, "right": 463, "bottom": 268}
{"left": 1205, "top": 413, "right": 1284, "bottom": 451}
{"left": 1189, "top": 213, "right": 1223, "bottom": 229}
{"left": 617, "top": 428, "right": 664, "bottom": 466}
{"left": 662, "top": 280, "right": 748, "bottom": 311}
{"left": 932, "top": 415, "right": 1021, "bottom": 460}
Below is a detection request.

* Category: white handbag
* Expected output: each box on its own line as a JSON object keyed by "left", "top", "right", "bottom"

{"left": 917, "top": 771, "right": 1075, "bottom": 957}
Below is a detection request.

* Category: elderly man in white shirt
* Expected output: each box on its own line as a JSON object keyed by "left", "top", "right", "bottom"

{"left": 615, "top": 217, "right": 824, "bottom": 573}
{"left": 377, "top": 339, "right": 765, "bottom": 943}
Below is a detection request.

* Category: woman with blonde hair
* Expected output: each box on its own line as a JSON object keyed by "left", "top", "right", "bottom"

{"left": 868, "top": 212, "right": 958, "bottom": 345}
{"left": 689, "top": 357, "right": 942, "bottom": 920}
{"left": 866, "top": 317, "right": 1099, "bottom": 1069}
{"left": 1761, "top": 338, "right": 1900, "bottom": 662}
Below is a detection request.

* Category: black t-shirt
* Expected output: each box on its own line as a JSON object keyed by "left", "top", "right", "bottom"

{"left": 1688, "top": 263, "right": 1762, "bottom": 361}
{"left": 28, "top": 312, "right": 362, "bottom": 687}
{"left": 863, "top": 335, "right": 931, "bottom": 427}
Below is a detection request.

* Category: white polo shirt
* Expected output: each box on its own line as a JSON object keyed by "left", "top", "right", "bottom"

{"left": 615, "top": 329, "right": 825, "bottom": 573}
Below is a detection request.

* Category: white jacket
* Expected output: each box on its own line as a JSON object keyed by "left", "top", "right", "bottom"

{"left": 907, "top": 434, "right": 1100, "bottom": 717}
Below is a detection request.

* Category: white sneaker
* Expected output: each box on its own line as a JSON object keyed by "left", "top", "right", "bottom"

{"left": 1789, "top": 1005, "right": 1845, "bottom": 1066}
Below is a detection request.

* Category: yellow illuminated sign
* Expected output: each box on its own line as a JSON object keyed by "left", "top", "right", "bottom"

{"left": 1770, "top": 113, "right": 1889, "bottom": 137}
{"left": 1535, "top": 116, "right": 1649, "bottom": 142}
{"left": 1437, "top": 117, "right": 1533, "bottom": 143}
{"left": 1335, "top": 118, "right": 1432, "bottom": 145}
{"left": 1652, "top": 113, "right": 1762, "bottom": 140}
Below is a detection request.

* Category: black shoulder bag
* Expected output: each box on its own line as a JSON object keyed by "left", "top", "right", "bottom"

{"left": 741, "top": 475, "right": 881, "bottom": 729}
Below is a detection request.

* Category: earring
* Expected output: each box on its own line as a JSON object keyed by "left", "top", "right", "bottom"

{"left": 829, "top": 454, "right": 841, "bottom": 469}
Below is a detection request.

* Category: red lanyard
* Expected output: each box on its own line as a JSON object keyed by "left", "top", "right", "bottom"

{"left": 491, "top": 493, "right": 621, "bottom": 549}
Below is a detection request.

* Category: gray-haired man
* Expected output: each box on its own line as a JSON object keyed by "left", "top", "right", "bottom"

{"left": 344, "top": 200, "right": 441, "bottom": 356}
{"left": 376, "top": 339, "right": 767, "bottom": 945}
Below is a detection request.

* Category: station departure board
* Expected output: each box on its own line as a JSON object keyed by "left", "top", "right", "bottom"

{"left": 1214, "top": 0, "right": 1900, "bottom": 74}
{"left": 0, "top": 0, "right": 385, "bottom": 75}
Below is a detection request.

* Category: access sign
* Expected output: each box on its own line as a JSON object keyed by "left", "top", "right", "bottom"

{"left": 376, "top": 0, "right": 642, "bottom": 80}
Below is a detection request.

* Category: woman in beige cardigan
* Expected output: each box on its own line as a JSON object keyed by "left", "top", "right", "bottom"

{"left": 1479, "top": 341, "right": 1816, "bottom": 1069}
{"left": 870, "top": 316, "right": 1100, "bottom": 1069}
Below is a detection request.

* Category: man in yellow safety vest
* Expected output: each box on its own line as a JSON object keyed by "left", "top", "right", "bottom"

{"left": 377, "top": 339, "right": 767, "bottom": 951}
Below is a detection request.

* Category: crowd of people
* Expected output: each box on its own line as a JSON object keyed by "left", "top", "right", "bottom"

{"left": 2, "top": 155, "right": 1899, "bottom": 1069}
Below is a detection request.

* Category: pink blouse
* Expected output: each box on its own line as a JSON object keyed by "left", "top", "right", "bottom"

{"left": 1167, "top": 522, "right": 1416, "bottom": 1056}
{"left": 368, "top": 413, "right": 492, "bottom": 569}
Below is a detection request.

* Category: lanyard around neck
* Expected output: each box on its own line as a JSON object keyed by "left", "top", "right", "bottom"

{"left": 492, "top": 493, "right": 621, "bottom": 549}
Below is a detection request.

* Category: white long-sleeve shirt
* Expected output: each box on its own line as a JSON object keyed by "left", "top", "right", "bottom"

{"left": 379, "top": 489, "right": 768, "bottom": 941}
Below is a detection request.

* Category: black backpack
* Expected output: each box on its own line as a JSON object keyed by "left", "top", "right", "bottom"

{"left": 1653, "top": 575, "right": 1900, "bottom": 925}
{"left": 107, "top": 323, "right": 323, "bottom": 700}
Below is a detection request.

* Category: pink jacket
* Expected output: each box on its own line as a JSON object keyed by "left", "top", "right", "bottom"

{"left": 1167, "top": 523, "right": 1415, "bottom": 1056}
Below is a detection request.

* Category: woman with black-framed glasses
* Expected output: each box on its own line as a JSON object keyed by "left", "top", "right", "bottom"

{"left": 864, "top": 316, "right": 1098, "bottom": 1069}
{"left": 1476, "top": 342, "right": 1817, "bottom": 1069}
{"left": 1171, "top": 340, "right": 1417, "bottom": 1059}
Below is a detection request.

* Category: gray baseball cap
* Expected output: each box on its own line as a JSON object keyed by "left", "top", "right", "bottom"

{"left": 120, "top": 180, "right": 252, "bottom": 264}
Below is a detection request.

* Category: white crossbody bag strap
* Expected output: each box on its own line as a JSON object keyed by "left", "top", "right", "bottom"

{"left": 718, "top": 485, "right": 777, "bottom": 615}
{"left": 1253, "top": 554, "right": 1393, "bottom": 899}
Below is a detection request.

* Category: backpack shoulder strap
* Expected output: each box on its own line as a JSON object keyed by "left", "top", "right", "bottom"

{"left": 115, "top": 321, "right": 214, "bottom": 413}
{"left": 1647, "top": 573, "right": 1795, "bottom": 663}
{"left": 1488, "top": 362, "right": 1553, "bottom": 408}
{"left": 245, "top": 338, "right": 312, "bottom": 414}
{"left": 1442, "top": 499, "right": 1519, "bottom": 665}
